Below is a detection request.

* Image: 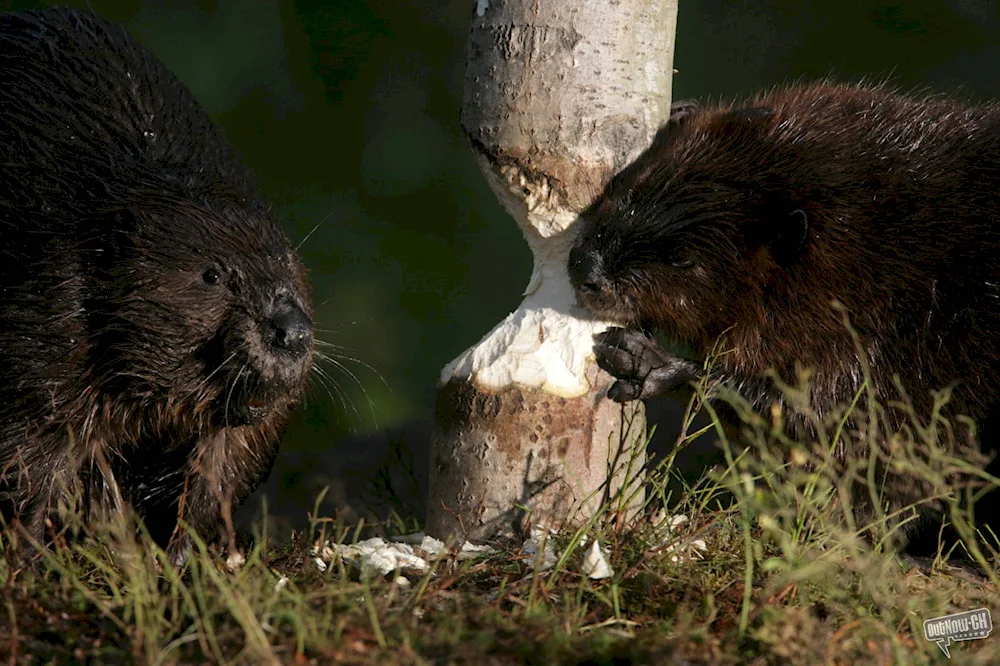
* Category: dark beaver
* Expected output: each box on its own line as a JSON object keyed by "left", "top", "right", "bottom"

{"left": 0, "top": 8, "right": 314, "bottom": 561}
{"left": 568, "top": 82, "right": 1000, "bottom": 543}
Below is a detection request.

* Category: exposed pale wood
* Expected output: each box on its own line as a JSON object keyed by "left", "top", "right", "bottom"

{"left": 427, "top": 0, "right": 678, "bottom": 542}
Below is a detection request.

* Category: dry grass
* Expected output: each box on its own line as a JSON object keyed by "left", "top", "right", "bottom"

{"left": 3, "top": 363, "right": 1000, "bottom": 665}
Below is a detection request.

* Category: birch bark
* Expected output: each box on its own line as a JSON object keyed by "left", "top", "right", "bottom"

{"left": 427, "top": 0, "right": 678, "bottom": 542}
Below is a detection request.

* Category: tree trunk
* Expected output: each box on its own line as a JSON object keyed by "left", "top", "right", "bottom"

{"left": 427, "top": 0, "right": 678, "bottom": 543}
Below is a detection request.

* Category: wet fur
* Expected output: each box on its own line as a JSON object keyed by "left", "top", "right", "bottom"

{"left": 0, "top": 9, "right": 313, "bottom": 558}
{"left": 569, "top": 82, "right": 1000, "bottom": 544}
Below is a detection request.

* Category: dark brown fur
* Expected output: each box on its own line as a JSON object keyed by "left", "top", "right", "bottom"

{"left": 569, "top": 82, "right": 1000, "bottom": 545}
{"left": 0, "top": 9, "right": 314, "bottom": 560}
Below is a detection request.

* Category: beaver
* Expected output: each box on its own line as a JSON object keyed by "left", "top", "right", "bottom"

{"left": 568, "top": 82, "right": 1000, "bottom": 545}
{"left": 0, "top": 8, "right": 314, "bottom": 561}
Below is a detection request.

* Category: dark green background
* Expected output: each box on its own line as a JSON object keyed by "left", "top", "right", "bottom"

{"left": 3, "top": 0, "right": 997, "bottom": 523}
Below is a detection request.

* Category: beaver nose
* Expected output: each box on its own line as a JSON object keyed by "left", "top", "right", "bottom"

{"left": 568, "top": 246, "right": 606, "bottom": 296}
{"left": 269, "top": 300, "right": 313, "bottom": 357}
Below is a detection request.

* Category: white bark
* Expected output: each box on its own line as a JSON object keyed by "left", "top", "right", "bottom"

{"left": 427, "top": 0, "right": 678, "bottom": 542}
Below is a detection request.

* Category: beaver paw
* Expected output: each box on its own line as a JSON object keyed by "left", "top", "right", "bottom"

{"left": 593, "top": 327, "right": 700, "bottom": 402}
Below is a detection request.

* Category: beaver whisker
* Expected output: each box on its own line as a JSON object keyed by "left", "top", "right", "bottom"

{"left": 313, "top": 343, "right": 389, "bottom": 389}
{"left": 195, "top": 350, "right": 240, "bottom": 392}
{"left": 307, "top": 363, "right": 344, "bottom": 405}
{"left": 294, "top": 210, "right": 336, "bottom": 252}
{"left": 312, "top": 338, "right": 357, "bottom": 353}
{"left": 222, "top": 364, "right": 249, "bottom": 429}
{"left": 313, "top": 351, "right": 379, "bottom": 427}
{"left": 309, "top": 363, "right": 362, "bottom": 429}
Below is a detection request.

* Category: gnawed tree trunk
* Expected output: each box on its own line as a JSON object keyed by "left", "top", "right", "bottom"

{"left": 427, "top": 0, "right": 678, "bottom": 542}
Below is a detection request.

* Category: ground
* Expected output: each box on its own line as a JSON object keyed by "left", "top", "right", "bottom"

{"left": 2, "top": 384, "right": 1000, "bottom": 665}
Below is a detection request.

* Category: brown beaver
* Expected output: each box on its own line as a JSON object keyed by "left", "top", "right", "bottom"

{"left": 0, "top": 8, "right": 314, "bottom": 562}
{"left": 568, "top": 82, "right": 1000, "bottom": 546}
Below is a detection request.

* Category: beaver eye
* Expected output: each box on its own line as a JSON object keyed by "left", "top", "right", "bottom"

{"left": 671, "top": 257, "right": 695, "bottom": 269}
{"left": 202, "top": 267, "right": 222, "bottom": 285}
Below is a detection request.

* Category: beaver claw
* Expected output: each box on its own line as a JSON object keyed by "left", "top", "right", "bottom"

{"left": 593, "top": 327, "right": 700, "bottom": 402}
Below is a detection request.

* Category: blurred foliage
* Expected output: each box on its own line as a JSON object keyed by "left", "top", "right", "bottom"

{"left": 2, "top": 0, "right": 998, "bottom": 462}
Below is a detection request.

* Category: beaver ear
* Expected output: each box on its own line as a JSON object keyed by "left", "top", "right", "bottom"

{"left": 767, "top": 208, "right": 809, "bottom": 266}
{"left": 669, "top": 99, "right": 700, "bottom": 124}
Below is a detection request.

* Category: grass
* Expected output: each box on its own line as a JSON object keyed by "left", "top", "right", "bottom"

{"left": 4, "top": 369, "right": 1000, "bottom": 664}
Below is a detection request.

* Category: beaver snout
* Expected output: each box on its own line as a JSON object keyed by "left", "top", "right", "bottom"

{"left": 568, "top": 245, "right": 603, "bottom": 294}
{"left": 229, "top": 296, "right": 313, "bottom": 426}
{"left": 568, "top": 244, "right": 616, "bottom": 312}
{"left": 266, "top": 297, "right": 313, "bottom": 358}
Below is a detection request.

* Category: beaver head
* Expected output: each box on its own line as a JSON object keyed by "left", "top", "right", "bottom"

{"left": 84, "top": 183, "right": 313, "bottom": 430}
{"left": 567, "top": 102, "right": 825, "bottom": 353}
